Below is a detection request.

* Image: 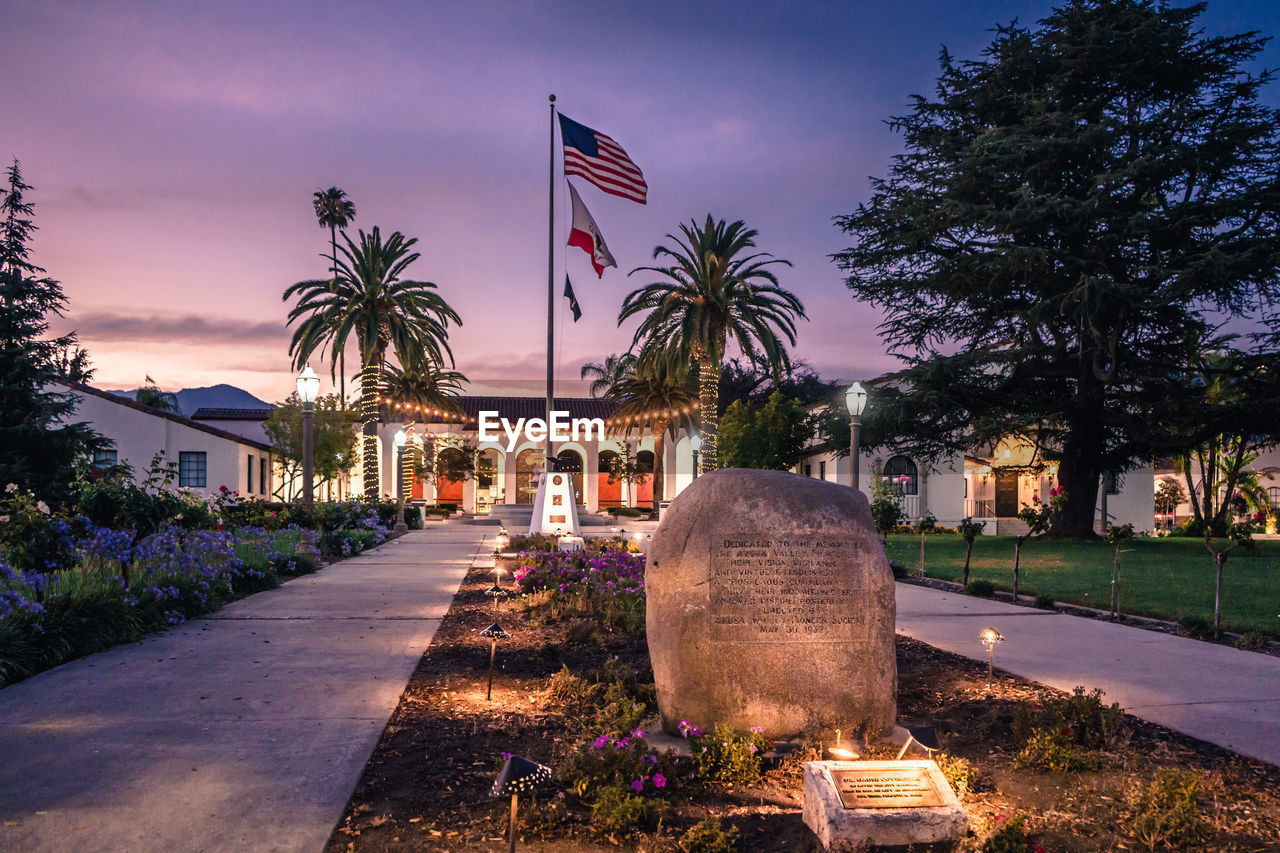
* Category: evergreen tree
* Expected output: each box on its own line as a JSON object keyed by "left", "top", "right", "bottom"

{"left": 835, "top": 1, "right": 1280, "bottom": 537}
{"left": 716, "top": 392, "right": 812, "bottom": 471}
{"left": 0, "top": 160, "right": 107, "bottom": 502}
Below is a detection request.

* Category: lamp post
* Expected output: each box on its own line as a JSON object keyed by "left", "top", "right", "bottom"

{"left": 296, "top": 365, "right": 320, "bottom": 507}
{"left": 845, "top": 381, "right": 867, "bottom": 493}
{"left": 690, "top": 433, "right": 702, "bottom": 481}
{"left": 393, "top": 429, "right": 408, "bottom": 536}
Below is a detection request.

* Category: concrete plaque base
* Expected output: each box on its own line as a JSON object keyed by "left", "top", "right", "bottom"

{"left": 803, "top": 760, "right": 967, "bottom": 850}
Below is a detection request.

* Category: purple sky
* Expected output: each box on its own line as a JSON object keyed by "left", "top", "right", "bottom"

{"left": 8, "top": 0, "right": 1279, "bottom": 402}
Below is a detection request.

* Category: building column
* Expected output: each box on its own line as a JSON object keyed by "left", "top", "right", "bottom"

{"left": 504, "top": 449, "right": 518, "bottom": 505}
{"left": 585, "top": 446, "right": 599, "bottom": 513}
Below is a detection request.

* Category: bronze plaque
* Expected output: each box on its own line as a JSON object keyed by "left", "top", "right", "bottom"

{"left": 829, "top": 767, "right": 943, "bottom": 809}
{"left": 552, "top": 495, "right": 563, "bottom": 506}
{"left": 549, "top": 514, "right": 566, "bottom": 524}
{"left": 708, "top": 533, "right": 866, "bottom": 643}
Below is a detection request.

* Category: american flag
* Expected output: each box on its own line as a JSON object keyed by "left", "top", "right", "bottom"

{"left": 558, "top": 114, "right": 647, "bottom": 204}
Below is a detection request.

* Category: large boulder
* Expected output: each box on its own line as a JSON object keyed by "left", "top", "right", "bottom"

{"left": 647, "top": 468, "right": 896, "bottom": 739}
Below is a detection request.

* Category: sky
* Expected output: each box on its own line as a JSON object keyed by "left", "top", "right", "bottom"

{"left": 6, "top": 0, "right": 1280, "bottom": 402}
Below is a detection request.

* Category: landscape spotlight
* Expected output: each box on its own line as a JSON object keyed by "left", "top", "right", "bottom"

{"left": 480, "top": 621, "right": 511, "bottom": 701}
{"left": 828, "top": 728, "right": 858, "bottom": 760}
{"left": 979, "top": 627, "right": 1004, "bottom": 682}
{"left": 896, "top": 725, "right": 941, "bottom": 760}
{"left": 490, "top": 755, "right": 552, "bottom": 853}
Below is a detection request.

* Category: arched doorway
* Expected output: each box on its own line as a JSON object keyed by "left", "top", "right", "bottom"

{"left": 435, "top": 446, "right": 467, "bottom": 505}
{"left": 636, "top": 449, "right": 655, "bottom": 510}
{"left": 515, "top": 448, "right": 542, "bottom": 504}
{"left": 475, "top": 448, "right": 503, "bottom": 513}
{"left": 556, "top": 448, "right": 585, "bottom": 505}
{"left": 598, "top": 449, "right": 621, "bottom": 509}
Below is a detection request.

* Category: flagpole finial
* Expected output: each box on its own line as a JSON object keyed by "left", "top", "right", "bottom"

{"left": 549, "top": 94, "right": 556, "bottom": 104}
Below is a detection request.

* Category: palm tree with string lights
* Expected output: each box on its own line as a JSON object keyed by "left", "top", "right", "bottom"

{"left": 604, "top": 348, "right": 697, "bottom": 507}
{"left": 284, "top": 227, "right": 461, "bottom": 499}
{"left": 312, "top": 187, "right": 357, "bottom": 404}
{"left": 619, "top": 215, "right": 804, "bottom": 472}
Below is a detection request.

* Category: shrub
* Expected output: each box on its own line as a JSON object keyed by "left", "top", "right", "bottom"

{"left": 590, "top": 784, "right": 666, "bottom": 836}
{"left": 1014, "top": 687, "right": 1123, "bottom": 751}
{"left": 980, "top": 814, "right": 1040, "bottom": 853}
{"left": 561, "top": 730, "right": 675, "bottom": 801}
{"left": 933, "top": 752, "right": 975, "bottom": 799}
{"left": 1033, "top": 593, "right": 1056, "bottom": 610}
{"left": 607, "top": 506, "right": 644, "bottom": 518}
{"left": 680, "top": 816, "right": 738, "bottom": 853}
{"left": 685, "top": 722, "right": 770, "bottom": 789}
{"left": 965, "top": 580, "right": 996, "bottom": 598}
{"left": 1015, "top": 727, "right": 1099, "bottom": 772}
{"left": 1235, "top": 630, "right": 1273, "bottom": 650}
{"left": 1177, "top": 615, "right": 1213, "bottom": 639}
{"left": 888, "top": 559, "right": 909, "bottom": 579}
{"left": 320, "top": 528, "right": 379, "bottom": 558}
{"left": 1123, "top": 769, "right": 1206, "bottom": 851}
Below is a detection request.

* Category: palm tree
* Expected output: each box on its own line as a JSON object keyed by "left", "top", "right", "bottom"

{"left": 380, "top": 361, "right": 468, "bottom": 423}
{"left": 312, "top": 187, "right": 357, "bottom": 403}
{"left": 620, "top": 216, "right": 804, "bottom": 472}
{"left": 284, "top": 227, "right": 461, "bottom": 499}
{"left": 580, "top": 352, "right": 636, "bottom": 398}
{"left": 135, "top": 375, "right": 180, "bottom": 414}
{"left": 606, "top": 349, "right": 697, "bottom": 506}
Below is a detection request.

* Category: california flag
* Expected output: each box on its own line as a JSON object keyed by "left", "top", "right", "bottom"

{"left": 566, "top": 181, "right": 617, "bottom": 278}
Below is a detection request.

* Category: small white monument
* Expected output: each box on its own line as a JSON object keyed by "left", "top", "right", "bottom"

{"left": 803, "top": 760, "right": 967, "bottom": 850}
{"left": 528, "top": 472, "right": 580, "bottom": 536}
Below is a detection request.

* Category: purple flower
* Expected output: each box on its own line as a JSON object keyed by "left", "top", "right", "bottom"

{"left": 501, "top": 752, "right": 512, "bottom": 760}
{"left": 629, "top": 778, "right": 645, "bottom": 793}
{"left": 652, "top": 773, "right": 666, "bottom": 789}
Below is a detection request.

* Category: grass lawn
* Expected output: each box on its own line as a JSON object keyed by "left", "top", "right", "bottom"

{"left": 886, "top": 533, "right": 1280, "bottom": 637}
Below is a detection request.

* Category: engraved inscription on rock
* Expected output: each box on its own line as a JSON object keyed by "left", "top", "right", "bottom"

{"left": 709, "top": 534, "right": 867, "bottom": 643}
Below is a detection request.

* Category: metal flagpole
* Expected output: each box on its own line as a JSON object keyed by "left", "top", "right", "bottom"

{"left": 546, "top": 94, "right": 556, "bottom": 474}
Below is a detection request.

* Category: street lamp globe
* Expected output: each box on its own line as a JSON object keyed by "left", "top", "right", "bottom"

{"left": 394, "top": 429, "right": 407, "bottom": 448}
{"left": 845, "top": 381, "right": 867, "bottom": 417}
{"left": 296, "top": 365, "right": 321, "bottom": 404}
{"left": 689, "top": 434, "right": 702, "bottom": 453}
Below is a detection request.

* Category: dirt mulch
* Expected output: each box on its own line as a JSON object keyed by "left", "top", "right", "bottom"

{"left": 327, "top": 559, "right": 1280, "bottom": 852}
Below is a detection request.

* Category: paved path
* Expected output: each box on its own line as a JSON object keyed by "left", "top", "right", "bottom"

{"left": 0, "top": 526, "right": 488, "bottom": 853}
{"left": 896, "top": 583, "right": 1280, "bottom": 767}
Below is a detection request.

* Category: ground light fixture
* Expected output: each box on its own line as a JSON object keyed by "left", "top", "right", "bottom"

{"left": 486, "top": 580, "right": 508, "bottom": 615}
{"left": 480, "top": 621, "right": 510, "bottom": 701}
{"left": 979, "top": 627, "right": 1004, "bottom": 683}
{"left": 828, "top": 728, "right": 859, "bottom": 760}
{"left": 489, "top": 754, "right": 553, "bottom": 853}
{"left": 896, "top": 725, "right": 941, "bottom": 760}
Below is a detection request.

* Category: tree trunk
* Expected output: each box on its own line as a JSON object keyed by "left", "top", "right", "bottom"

{"left": 330, "top": 224, "right": 345, "bottom": 410}
{"left": 697, "top": 354, "right": 721, "bottom": 473}
{"left": 360, "top": 358, "right": 380, "bottom": 499}
{"left": 652, "top": 420, "right": 667, "bottom": 505}
{"left": 1213, "top": 550, "right": 1225, "bottom": 640}
{"left": 962, "top": 541, "right": 973, "bottom": 587}
{"left": 1051, "top": 438, "right": 1103, "bottom": 538}
{"left": 1110, "top": 545, "right": 1122, "bottom": 620}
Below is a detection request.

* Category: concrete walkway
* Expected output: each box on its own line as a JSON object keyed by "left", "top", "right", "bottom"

{"left": 896, "top": 583, "right": 1280, "bottom": 767}
{"left": 0, "top": 525, "right": 487, "bottom": 853}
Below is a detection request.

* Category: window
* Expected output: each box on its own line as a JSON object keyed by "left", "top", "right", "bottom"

{"left": 179, "top": 452, "right": 207, "bottom": 488}
{"left": 819, "top": 461, "right": 826, "bottom": 481}
{"left": 247, "top": 455, "right": 255, "bottom": 494}
{"left": 1270, "top": 486, "right": 1280, "bottom": 510}
{"left": 804, "top": 463, "right": 812, "bottom": 478}
{"left": 1104, "top": 472, "right": 1121, "bottom": 495}
{"left": 260, "top": 458, "right": 269, "bottom": 497}
{"left": 92, "top": 449, "right": 117, "bottom": 468}
{"left": 883, "top": 455, "right": 918, "bottom": 495}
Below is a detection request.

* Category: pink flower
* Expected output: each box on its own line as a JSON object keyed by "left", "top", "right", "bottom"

{"left": 219, "top": 485, "right": 229, "bottom": 494}
{"left": 1032, "top": 494, "right": 1040, "bottom": 504}
{"left": 652, "top": 773, "right": 666, "bottom": 789}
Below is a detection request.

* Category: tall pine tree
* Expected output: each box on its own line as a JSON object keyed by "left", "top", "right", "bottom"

{"left": 835, "top": 0, "right": 1280, "bottom": 537}
{"left": 0, "top": 159, "right": 107, "bottom": 502}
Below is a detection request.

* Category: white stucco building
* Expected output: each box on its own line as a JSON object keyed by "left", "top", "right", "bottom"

{"left": 59, "top": 382, "right": 275, "bottom": 499}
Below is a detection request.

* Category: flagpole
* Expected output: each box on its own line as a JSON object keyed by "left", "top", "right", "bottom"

{"left": 546, "top": 94, "right": 557, "bottom": 475}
